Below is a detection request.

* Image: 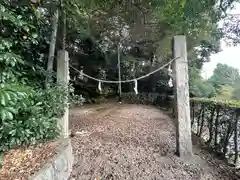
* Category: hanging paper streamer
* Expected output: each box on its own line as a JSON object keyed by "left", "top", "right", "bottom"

{"left": 134, "top": 79, "right": 138, "bottom": 94}
{"left": 78, "top": 70, "right": 84, "bottom": 80}
{"left": 168, "top": 63, "right": 173, "bottom": 87}
{"left": 168, "top": 63, "right": 172, "bottom": 76}
{"left": 98, "top": 81, "right": 102, "bottom": 92}
{"left": 168, "top": 78, "right": 173, "bottom": 87}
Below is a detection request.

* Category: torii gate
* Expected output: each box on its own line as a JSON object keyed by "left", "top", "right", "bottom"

{"left": 56, "top": 35, "right": 193, "bottom": 158}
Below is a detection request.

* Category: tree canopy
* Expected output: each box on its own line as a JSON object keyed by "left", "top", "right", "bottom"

{"left": 210, "top": 63, "right": 240, "bottom": 87}
{"left": 201, "top": 63, "right": 240, "bottom": 100}
{"left": 1, "top": 0, "right": 240, "bottom": 154}
{"left": 1, "top": 0, "right": 240, "bottom": 98}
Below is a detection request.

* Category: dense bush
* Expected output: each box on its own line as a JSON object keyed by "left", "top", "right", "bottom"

{"left": 122, "top": 92, "right": 172, "bottom": 108}
{"left": 0, "top": 84, "right": 67, "bottom": 152}
{"left": 0, "top": 1, "right": 70, "bottom": 157}
{"left": 191, "top": 97, "right": 240, "bottom": 108}
{"left": 190, "top": 98, "right": 240, "bottom": 166}
{"left": 69, "top": 94, "right": 86, "bottom": 107}
{"left": 122, "top": 92, "right": 158, "bottom": 104}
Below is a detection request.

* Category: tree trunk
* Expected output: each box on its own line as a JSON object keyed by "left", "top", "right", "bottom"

{"left": 234, "top": 111, "right": 239, "bottom": 165}
{"left": 129, "top": 61, "right": 136, "bottom": 92}
{"left": 149, "top": 53, "right": 155, "bottom": 92}
{"left": 60, "top": 0, "right": 66, "bottom": 50}
{"left": 214, "top": 106, "right": 220, "bottom": 148}
{"left": 197, "top": 105, "right": 203, "bottom": 136}
{"left": 46, "top": 9, "right": 59, "bottom": 87}
{"left": 223, "top": 120, "right": 233, "bottom": 156}
{"left": 117, "top": 44, "right": 122, "bottom": 102}
{"left": 199, "top": 107, "right": 205, "bottom": 137}
{"left": 207, "top": 106, "right": 216, "bottom": 145}
{"left": 191, "top": 101, "right": 195, "bottom": 127}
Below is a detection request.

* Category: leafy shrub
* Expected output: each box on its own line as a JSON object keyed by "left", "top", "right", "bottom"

{"left": 191, "top": 97, "right": 240, "bottom": 108}
{"left": 94, "top": 96, "right": 108, "bottom": 104}
{"left": 0, "top": 1, "right": 70, "bottom": 165}
{"left": 0, "top": 84, "right": 67, "bottom": 152}
{"left": 122, "top": 92, "right": 156, "bottom": 104}
{"left": 36, "top": 85, "right": 68, "bottom": 118}
{"left": 70, "top": 94, "right": 86, "bottom": 107}
{"left": 122, "top": 92, "right": 171, "bottom": 108}
{"left": 0, "top": 84, "right": 28, "bottom": 121}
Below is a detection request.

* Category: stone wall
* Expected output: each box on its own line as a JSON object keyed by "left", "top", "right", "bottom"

{"left": 30, "top": 138, "right": 73, "bottom": 180}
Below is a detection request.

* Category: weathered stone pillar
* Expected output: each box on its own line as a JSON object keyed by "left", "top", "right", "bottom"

{"left": 57, "top": 50, "right": 69, "bottom": 138}
{"left": 173, "top": 36, "right": 193, "bottom": 157}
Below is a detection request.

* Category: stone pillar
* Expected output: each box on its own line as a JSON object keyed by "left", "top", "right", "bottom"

{"left": 57, "top": 50, "right": 69, "bottom": 138}
{"left": 173, "top": 36, "right": 193, "bottom": 158}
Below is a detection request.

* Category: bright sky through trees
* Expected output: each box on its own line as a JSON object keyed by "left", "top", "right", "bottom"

{"left": 202, "top": 3, "right": 240, "bottom": 79}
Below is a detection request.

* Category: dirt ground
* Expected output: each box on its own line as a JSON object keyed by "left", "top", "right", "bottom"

{"left": 0, "top": 140, "right": 58, "bottom": 180}
{"left": 69, "top": 103, "right": 239, "bottom": 180}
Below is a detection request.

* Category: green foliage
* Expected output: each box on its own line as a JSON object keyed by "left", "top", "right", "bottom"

{"left": 0, "top": 1, "right": 69, "bottom": 155}
{"left": 232, "top": 87, "right": 240, "bottom": 100}
{"left": 1, "top": 0, "right": 51, "bottom": 87}
{"left": 189, "top": 67, "right": 216, "bottom": 98}
{"left": 232, "top": 77, "right": 240, "bottom": 100}
{"left": 191, "top": 97, "right": 240, "bottom": 108}
{"left": 122, "top": 92, "right": 159, "bottom": 105}
{"left": 0, "top": 85, "right": 28, "bottom": 122}
{"left": 223, "top": 14, "right": 240, "bottom": 45}
{"left": 122, "top": 92, "right": 172, "bottom": 108}
{"left": 215, "top": 85, "right": 234, "bottom": 100}
{"left": 65, "top": 0, "right": 238, "bottom": 97}
{"left": 70, "top": 94, "right": 86, "bottom": 107}
{"left": 200, "top": 63, "right": 240, "bottom": 101}
{"left": 0, "top": 0, "right": 239, "bottom": 156}
{"left": 0, "top": 85, "right": 67, "bottom": 152}
{"left": 209, "top": 63, "right": 240, "bottom": 91}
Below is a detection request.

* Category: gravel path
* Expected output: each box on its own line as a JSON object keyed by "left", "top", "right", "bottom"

{"left": 69, "top": 104, "right": 238, "bottom": 180}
